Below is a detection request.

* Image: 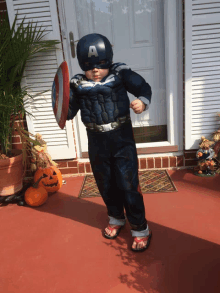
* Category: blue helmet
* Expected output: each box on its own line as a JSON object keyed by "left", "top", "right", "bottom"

{"left": 76, "top": 33, "right": 113, "bottom": 71}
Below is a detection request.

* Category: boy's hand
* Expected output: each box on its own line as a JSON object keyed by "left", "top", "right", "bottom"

{"left": 130, "top": 99, "right": 146, "bottom": 114}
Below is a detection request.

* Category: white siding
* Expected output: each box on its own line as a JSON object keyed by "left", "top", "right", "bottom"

{"left": 185, "top": 0, "right": 220, "bottom": 149}
{"left": 6, "top": 0, "right": 76, "bottom": 159}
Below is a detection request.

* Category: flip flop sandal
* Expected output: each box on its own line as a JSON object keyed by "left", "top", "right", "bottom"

{"left": 131, "top": 230, "right": 152, "bottom": 252}
{"left": 103, "top": 225, "right": 123, "bottom": 239}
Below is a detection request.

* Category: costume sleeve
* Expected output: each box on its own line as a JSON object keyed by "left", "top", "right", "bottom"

{"left": 111, "top": 63, "right": 152, "bottom": 111}
{"left": 207, "top": 148, "right": 215, "bottom": 160}
{"left": 66, "top": 75, "right": 81, "bottom": 120}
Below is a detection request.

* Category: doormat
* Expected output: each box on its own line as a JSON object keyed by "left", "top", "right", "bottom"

{"left": 78, "top": 170, "right": 178, "bottom": 198}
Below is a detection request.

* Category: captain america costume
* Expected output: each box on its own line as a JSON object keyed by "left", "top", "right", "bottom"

{"left": 66, "top": 33, "right": 153, "bottom": 241}
{"left": 67, "top": 61, "right": 152, "bottom": 234}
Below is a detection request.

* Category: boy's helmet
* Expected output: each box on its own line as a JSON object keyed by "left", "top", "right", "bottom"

{"left": 76, "top": 33, "right": 113, "bottom": 71}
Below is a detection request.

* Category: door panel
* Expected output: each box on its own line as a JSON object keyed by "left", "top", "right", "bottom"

{"left": 61, "top": 0, "right": 166, "bottom": 152}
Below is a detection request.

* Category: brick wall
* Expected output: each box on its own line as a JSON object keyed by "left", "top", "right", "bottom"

{"left": 53, "top": 155, "right": 185, "bottom": 177}
{"left": 11, "top": 118, "right": 29, "bottom": 152}
{"left": 0, "top": 0, "right": 6, "bottom": 16}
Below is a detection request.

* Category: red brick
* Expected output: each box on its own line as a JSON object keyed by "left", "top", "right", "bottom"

{"left": 184, "top": 151, "right": 197, "bottom": 160}
{"left": 85, "top": 162, "right": 92, "bottom": 173}
{"left": 162, "top": 157, "right": 169, "bottom": 168}
{"left": 0, "top": 2, "right": 7, "bottom": 10}
{"left": 11, "top": 130, "right": 19, "bottom": 136}
{"left": 60, "top": 168, "right": 78, "bottom": 175}
{"left": 155, "top": 157, "right": 161, "bottom": 168}
{"left": 140, "top": 158, "right": 146, "bottom": 169}
{"left": 12, "top": 143, "right": 22, "bottom": 150}
{"left": 170, "top": 157, "right": 177, "bottom": 167}
{"left": 12, "top": 136, "right": 21, "bottom": 144}
{"left": 147, "top": 158, "right": 154, "bottom": 169}
{"left": 13, "top": 121, "right": 26, "bottom": 130}
{"left": 55, "top": 160, "right": 68, "bottom": 168}
{"left": 78, "top": 163, "right": 85, "bottom": 173}
{"left": 68, "top": 160, "right": 78, "bottom": 167}
{"left": 12, "top": 113, "right": 23, "bottom": 121}
{"left": 177, "top": 156, "right": 184, "bottom": 167}
{"left": 185, "top": 159, "right": 197, "bottom": 167}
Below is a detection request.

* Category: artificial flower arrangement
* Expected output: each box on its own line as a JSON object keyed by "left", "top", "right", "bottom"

{"left": 194, "top": 113, "right": 220, "bottom": 176}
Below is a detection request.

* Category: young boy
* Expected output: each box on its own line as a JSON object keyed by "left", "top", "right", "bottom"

{"left": 67, "top": 33, "right": 152, "bottom": 252}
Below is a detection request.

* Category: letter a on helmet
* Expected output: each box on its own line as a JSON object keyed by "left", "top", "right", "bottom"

{"left": 88, "top": 46, "right": 99, "bottom": 58}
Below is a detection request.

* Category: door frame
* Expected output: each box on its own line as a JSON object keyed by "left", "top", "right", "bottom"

{"left": 57, "top": 0, "right": 183, "bottom": 158}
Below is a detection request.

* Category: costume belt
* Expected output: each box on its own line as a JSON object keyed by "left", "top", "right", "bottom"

{"left": 85, "top": 114, "right": 131, "bottom": 132}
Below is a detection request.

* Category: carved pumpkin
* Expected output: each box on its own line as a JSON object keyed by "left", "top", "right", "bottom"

{"left": 34, "top": 166, "right": 63, "bottom": 193}
{"left": 25, "top": 177, "right": 48, "bottom": 207}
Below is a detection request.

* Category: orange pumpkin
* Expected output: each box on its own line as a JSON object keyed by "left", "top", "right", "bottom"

{"left": 25, "top": 177, "right": 48, "bottom": 207}
{"left": 34, "top": 166, "right": 63, "bottom": 193}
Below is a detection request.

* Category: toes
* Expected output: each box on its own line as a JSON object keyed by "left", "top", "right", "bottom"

{"left": 105, "top": 228, "right": 110, "bottom": 236}
{"left": 139, "top": 240, "right": 147, "bottom": 249}
{"left": 138, "top": 241, "right": 146, "bottom": 249}
{"left": 105, "top": 228, "right": 113, "bottom": 236}
{"left": 110, "top": 231, "right": 115, "bottom": 237}
{"left": 105, "top": 227, "right": 116, "bottom": 237}
{"left": 132, "top": 239, "right": 147, "bottom": 250}
{"left": 132, "top": 241, "right": 137, "bottom": 249}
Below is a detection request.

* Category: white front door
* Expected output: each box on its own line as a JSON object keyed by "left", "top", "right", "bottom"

{"left": 59, "top": 0, "right": 166, "bottom": 154}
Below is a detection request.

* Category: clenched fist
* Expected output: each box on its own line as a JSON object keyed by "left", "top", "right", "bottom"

{"left": 130, "top": 99, "right": 146, "bottom": 114}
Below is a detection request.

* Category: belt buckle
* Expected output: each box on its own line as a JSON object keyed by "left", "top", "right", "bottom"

{"left": 101, "top": 122, "right": 113, "bottom": 132}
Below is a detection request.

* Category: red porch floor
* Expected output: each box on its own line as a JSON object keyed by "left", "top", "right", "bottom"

{"left": 0, "top": 169, "right": 220, "bottom": 293}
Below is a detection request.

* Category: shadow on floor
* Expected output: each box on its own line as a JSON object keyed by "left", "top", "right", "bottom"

{"left": 103, "top": 221, "right": 220, "bottom": 293}
{"left": 19, "top": 186, "right": 220, "bottom": 293}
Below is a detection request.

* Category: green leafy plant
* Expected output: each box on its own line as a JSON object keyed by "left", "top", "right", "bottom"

{"left": 0, "top": 12, "right": 60, "bottom": 171}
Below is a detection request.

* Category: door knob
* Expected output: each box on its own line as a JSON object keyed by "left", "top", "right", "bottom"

{"left": 69, "top": 31, "right": 76, "bottom": 58}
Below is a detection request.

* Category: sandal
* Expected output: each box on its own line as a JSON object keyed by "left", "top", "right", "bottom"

{"left": 103, "top": 225, "right": 123, "bottom": 239}
{"left": 131, "top": 230, "right": 152, "bottom": 252}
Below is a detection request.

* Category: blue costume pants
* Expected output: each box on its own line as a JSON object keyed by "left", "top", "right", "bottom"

{"left": 87, "top": 121, "right": 147, "bottom": 231}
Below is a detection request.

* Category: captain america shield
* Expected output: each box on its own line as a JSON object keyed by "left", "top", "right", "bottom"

{"left": 52, "top": 61, "right": 70, "bottom": 129}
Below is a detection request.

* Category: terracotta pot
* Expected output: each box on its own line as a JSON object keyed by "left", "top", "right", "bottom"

{"left": 0, "top": 150, "right": 24, "bottom": 196}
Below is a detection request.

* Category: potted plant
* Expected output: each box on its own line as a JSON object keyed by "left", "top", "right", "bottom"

{"left": 0, "top": 12, "right": 60, "bottom": 198}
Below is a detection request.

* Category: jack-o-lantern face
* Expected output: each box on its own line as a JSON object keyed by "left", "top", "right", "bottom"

{"left": 34, "top": 166, "right": 62, "bottom": 193}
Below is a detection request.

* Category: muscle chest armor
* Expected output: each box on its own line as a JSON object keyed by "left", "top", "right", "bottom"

{"left": 70, "top": 71, "right": 130, "bottom": 125}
